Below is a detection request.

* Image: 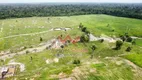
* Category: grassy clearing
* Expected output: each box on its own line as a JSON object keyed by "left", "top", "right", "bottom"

{"left": 0, "top": 14, "right": 142, "bottom": 51}
{"left": 73, "top": 15, "right": 142, "bottom": 37}
{"left": 7, "top": 43, "right": 89, "bottom": 79}
{"left": 136, "top": 39, "right": 142, "bottom": 46}
{"left": 88, "top": 59, "right": 133, "bottom": 80}
{"left": 3, "top": 40, "right": 141, "bottom": 79}
{"left": 0, "top": 14, "right": 142, "bottom": 79}
{"left": 123, "top": 53, "right": 142, "bottom": 67}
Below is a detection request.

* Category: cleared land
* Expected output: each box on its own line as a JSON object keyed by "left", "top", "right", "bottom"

{"left": 0, "top": 14, "right": 142, "bottom": 80}
{"left": 0, "top": 14, "right": 142, "bottom": 51}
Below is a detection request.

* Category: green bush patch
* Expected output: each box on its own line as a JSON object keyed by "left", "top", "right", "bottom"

{"left": 91, "top": 63, "right": 106, "bottom": 68}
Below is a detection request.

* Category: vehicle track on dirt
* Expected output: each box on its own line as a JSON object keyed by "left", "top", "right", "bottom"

{"left": 0, "top": 29, "right": 53, "bottom": 40}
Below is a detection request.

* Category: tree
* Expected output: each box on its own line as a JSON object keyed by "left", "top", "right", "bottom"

{"left": 99, "top": 39, "right": 104, "bottom": 43}
{"left": 60, "top": 45, "right": 64, "bottom": 48}
{"left": 120, "top": 33, "right": 133, "bottom": 42}
{"left": 126, "top": 37, "right": 133, "bottom": 42}
{"left": 126, "top": 47, "right": 132, "bottom": 52}
{"left": 40, "top": 37, "right": 43, "bottom": 42}
{"left": 82, "top": 27, "right": 87, "bottom": 32}
{"left": 79, "top": 23, "right": 83, "bottom": 29}
{"left": 80, "top": 34, "right": 89, "bottom": 43}
{"left": 90, "top": 44, "right": 97, "bottom": 59}
{"left": 1, "top": 4, "right": 142, "bottom": 20}
{"left": 132, "top": 40, "right": 136, "bottom": 45}
{"left": 73, "top": 59, "right": 80, "bottom": 65}
{"left": 115, "top": 40, "right": 123, "bottom": 50}
{"left": 85, "top": 30, "right": 90, "bottom": 35}
{"left": 125, "top": 33, "right": 129, "bottom": 38}
{"left": 120, "top": 35, "right": 127, "bottom": 42}
{"left": 30, "top": 56, "right": 33, "bottom": 61}
{"left": 60, "top": 45, "right": 64, "bottom": 53}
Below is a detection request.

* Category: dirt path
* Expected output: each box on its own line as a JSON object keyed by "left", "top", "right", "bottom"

{"left": 89, "top": 34, "right": 120, "bottom": 42}
{"left": 0, "top": 27, "right": 72, "bottom": 60}
{"left": 131, "top": 36, "right": 142, "bottom": 39}
{"left": 0, "top": 29, "right": 53, "bottom": 40}
{"left": 0, "top": 39, "right": 56, "bottom": 60}
{"left": 89, "top": 34, "right": 142, "bottom": 43}
{"left": 0, "top": 27, "right": 72, "bottom": 40}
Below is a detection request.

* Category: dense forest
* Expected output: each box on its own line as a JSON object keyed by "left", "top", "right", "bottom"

{"left": 0, "top": 3, "right": 142, "bottom": 19}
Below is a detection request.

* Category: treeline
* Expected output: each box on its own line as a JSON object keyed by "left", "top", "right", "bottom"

{"left": 0, "top": 3, "right": 142, "bottom": 19}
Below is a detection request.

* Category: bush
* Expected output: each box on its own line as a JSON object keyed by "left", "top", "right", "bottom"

{"left": 126, "top": 47, "right": 132, "bottom": 52}
{"left": 82, "top": 27, "right": 87, "bottom": 32}
{"left": 99, "top": 39, "right": 104, "bottom": 43}
{"left": 91, "top": 45, "right": 97, "bottom": 51}
{"left": 60, "top": 45, "right": 64, "bottom": 49}
{"left": 79, "top": 23, "right": 83, "bottom": 29}
{"left": 85, "top": 30, "right": 90, "bottom": 35}
{"left": 125, "top": 33, "right": 129, "bottom": 37}
{"left": 132, "top": 40, "right": 136, "bottom": 45}
{"left": 80, "top": 34, "right": 89, "bottom": 42}
{"left": 40, "top": 37, "right": 43, "bottom": 42}
{"left": 115, "top": 40, "right": 123, "bottom": 50}
{"left": 126, "top": 37, "right": 133, "bottom": 42}
{"left": 111, "top": 29, "right": 115, "bottom": 32}
{"left": 26, "top": 50, "right": 29, "bottom": 54}
{"left": 73, "top": 59, "right": 80, "bottom": 65}
{"left": 120, "top": 35, "right": 127, "bottom": 42}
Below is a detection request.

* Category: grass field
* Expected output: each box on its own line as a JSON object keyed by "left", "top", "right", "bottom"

{"left": 0, "top": 14, "right": 142, "bottom": 51}
{"left": 123, "top": 53, "right": 142, "bottom": 67}
{"left": 136, "top": 39, "right": 142, "bottom": 46}
{"left": 0, "top": 14, "right": 142, "bottom": 80}
{"left": 4, "top": 41, "right": 139, "bottom": 80}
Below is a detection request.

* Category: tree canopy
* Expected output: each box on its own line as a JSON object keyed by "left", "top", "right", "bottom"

{"left": 0, "top": 3, "right": 142, "bottom": 19}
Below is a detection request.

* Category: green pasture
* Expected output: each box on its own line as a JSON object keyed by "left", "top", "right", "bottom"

{"left": 0, "top": 14, "right": 142, "bottom": 51}
{"left": 4, "top": 41, "right": 141, "bottom": 79}
{"left": 123, "top": 53, "right": 142, "bottom": 67}
{"left": 0, "top": 14, "right": 142, "bottom": 80}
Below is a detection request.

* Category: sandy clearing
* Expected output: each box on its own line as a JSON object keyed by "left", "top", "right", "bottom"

{"left": 0, "top": 39, "right": 56, "bottom": 60}
{"left": 89, "top": 34, "right": 121, "bottom": 43}
{"left": 8, "top": 62, "right": 25, "bottom": 72}
{"left": 0, "top": 27, "right": 72, "bottom": 60}
{"left": 0, "top": 29, "right": 53, "bottom": 40}
{"left": 0, "top": 27, "right": 72, "bottom": 40}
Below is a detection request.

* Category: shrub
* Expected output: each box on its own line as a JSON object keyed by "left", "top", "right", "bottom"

{"left": 40, "top": 37, "right": 43, "bottom": 42}
{"left": 115, "top": 40, "right": 123, "bottom": 50}
{"left": 26, "top": 50, "right": 29, "bottom": 54}
{"left": 125, "top": 33, "right": 129, "bottom": 37}
{"left": 73, "top": 59, "right": 80, "bottom": 65}
{"left": 91, "top": 45, "right": 97, "bottom": 51}
{"left": 60, "top": 45, "right": 64, "bottom": 49}
{"left": 99, "top": 39, "right": 104, "bottom": 43}
{"left": 132, "top": 40, "right": 136, "bottom": 45}
{"left": 79, "top": 23, "right": 83, "bottom": 29}
{"left": 126, "top": 37, "right": 133, "bottom": 42}
{"left": 90, "top": 45, "right": 97, "bottom": 59}
{"left": 80, "top": 34, "right": 89, "bottom": 42}
{"left": 111, "top": 29, "right": 115, "bottom": 32}
{"left": 82, "top": 27, "right": 87, "bottom": 32}
{"left": 120, "top": 35, "right": 127, "bottom": 42}
{"left": 85, "top": 30, "right": 90, "bottom": 34}
{"left": 126, "top": 47, "right": 132, "bottom": 52}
